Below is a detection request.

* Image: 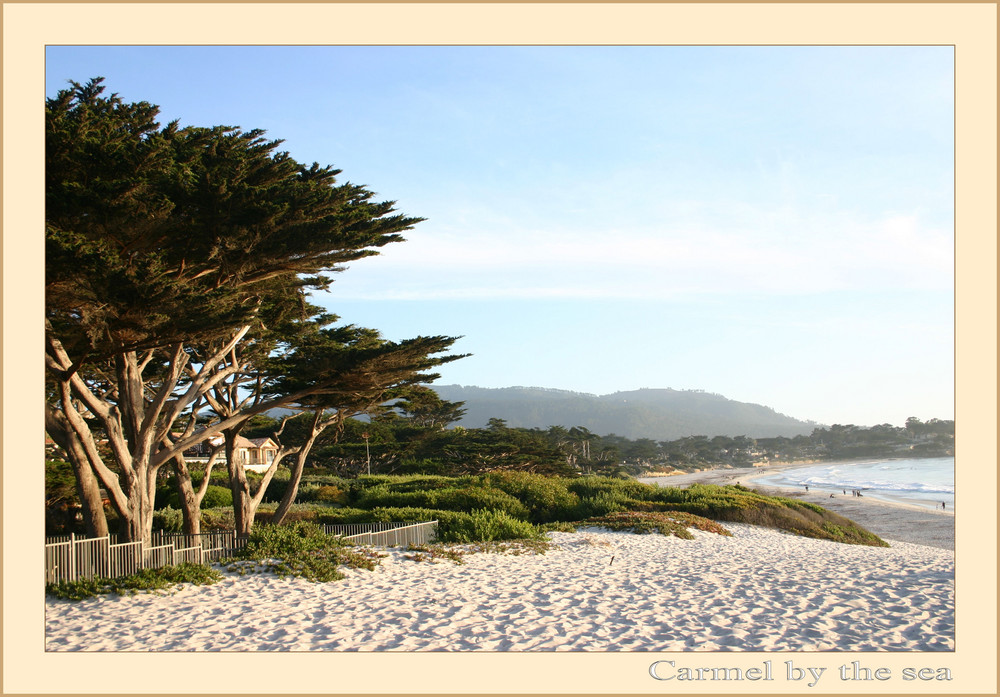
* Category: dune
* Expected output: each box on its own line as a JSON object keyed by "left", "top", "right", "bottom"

{"left": 45, "top": 522, "right": 954, "bottom": 652}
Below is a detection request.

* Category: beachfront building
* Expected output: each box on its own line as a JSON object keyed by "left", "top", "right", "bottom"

{"left": 181, "top": 433, "right": 280, "bottom": 472}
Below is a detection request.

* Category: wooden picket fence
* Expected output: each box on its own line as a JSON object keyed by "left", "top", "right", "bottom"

{"left": 44, "top": 521, "right": 437, "bottom": 585}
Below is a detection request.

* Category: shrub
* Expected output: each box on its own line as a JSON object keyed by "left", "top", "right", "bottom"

{"left": 313, "top": 485, "right": 349, "bottom": 505}
{"left": 162, "top": 483, "right": 234, "bottom": 510}
{"left": 354, "top": 485, "right": 436, "bottom": 510}
{"left": 481, "top": 472, "right": 580, "bottom": 522}
{"left": 382, "top": 475, "right": 456, "bottom": 493}
{"left": 438, "top": 509, "right": 540, "bottom": 543}
{"left": 433, "top": 486, "right": 530, "bottom": 519}
{"left": 46, "top": 562, "right": 221, "bottom": 601}
{"left": 199, "top": 507, "right": 235, "bottom": 530}
{"left": 572, "top": 490, "right": 635, "bottom": 519}
{"left": 352, "top": 483, "right": 530, "bottom": 519}
{"left": 200, "top": 485, "right": 233, "bottom": 509}
{"left": 226, "top": 521, "right": 385, "bottom": 582}
{"left": 585, "top": 510, "right": 732, "bottom": 539}
{"left": 153, "top": 506, "right": 184, "bottom": 532}
{"left": 569, "top": 476, "right": 661, "bottom": 502}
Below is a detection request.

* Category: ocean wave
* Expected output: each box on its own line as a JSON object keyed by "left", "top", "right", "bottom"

{"left": 797, "top": 475, "right": 954, "bottom": 495}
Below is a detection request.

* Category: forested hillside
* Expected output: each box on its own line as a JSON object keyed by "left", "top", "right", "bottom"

{"left": 430, "top": 385, "right": 818, "bottom": 440}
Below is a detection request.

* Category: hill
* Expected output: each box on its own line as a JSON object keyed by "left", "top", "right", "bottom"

{"left": 429, "top": 385, "right": 819, "bottom": 440}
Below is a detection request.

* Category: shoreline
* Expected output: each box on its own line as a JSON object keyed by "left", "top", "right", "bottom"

{"left": 638, "top": 462, "right": 955, "bottom": 550}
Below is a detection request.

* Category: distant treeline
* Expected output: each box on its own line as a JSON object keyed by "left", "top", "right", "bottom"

{"left": 234, "top": 411, "right": 953, "bottom": 477}
{"left": 46, "top": 408, "right": 953, "bottom": 534}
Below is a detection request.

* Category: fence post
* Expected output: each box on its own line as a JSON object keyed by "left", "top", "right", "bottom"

{"left": 69, "top": 533, "right": 76, "bottom": 582}
{"left": 103, "top": 536, "right": 111, "bottom": 579}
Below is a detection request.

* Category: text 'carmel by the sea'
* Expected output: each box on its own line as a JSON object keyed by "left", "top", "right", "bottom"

{"left": 649, "top": 660, "right": 953, "bottom": 687}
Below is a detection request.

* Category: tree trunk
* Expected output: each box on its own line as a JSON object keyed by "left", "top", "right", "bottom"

{"left": 70, "top": 454, "right": 110, "bottom": 538}
{"left": 270, "top": 450, "right": 307, "bottom": 526}
{"left": 172, "top": 445, "right": 224, "bottom": 535}
{"left": 173, "top": 459, "right": 202, "bottom": 536}
{"left": 47, "top": 423, "right": 110, "bottom": 538}
{"left": 225, "top": 431, "right": 254, "bottom": 537}
{"left": 270, "top": 411, "right": 327, "bottom": 526}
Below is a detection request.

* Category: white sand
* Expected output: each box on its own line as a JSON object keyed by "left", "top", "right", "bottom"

{"left": 640, "top": 464, "right": 955, "bottom": 550}
{"left": 45, "top": 524, "right": 954, "bottom": 652}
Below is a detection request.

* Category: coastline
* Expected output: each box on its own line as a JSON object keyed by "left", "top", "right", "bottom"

{"left": 638, "top": 462, "right": 955, "bottom": 550}
{"left": 44, "top": 464, "right": 957, "bottom": 652}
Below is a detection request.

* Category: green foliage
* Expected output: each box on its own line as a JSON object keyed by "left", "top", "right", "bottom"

{"left": 199, "top": 485, "right": 233, "bottom": 509}
{"left": 404, "top": 543, "right": 468, "bottom": 565}
{"left": 537, "top": 521, "right": 580, "bottom": 533}
{"left": 433, "top": 487, "right": 530, "bottom": 519}
{"left": 481, "top": 471, "right": 580, "bottom": 523}
{"left": 403, "top": 538, "right": 554, "bottom": 564}
{"left": 585, "top": 510, "right": 733, "bottom": 539}
{"left": 567, "top": 476, "right": 659, "bottom": 502}
{"left": 354, "top": 482, "right": 530, "bottom": 519}
{"left": 312, "top": 485, "right": 349, "bottom": 505}
{"left": 437, "top": 509, "right": 540, "bottom": 543}
{"left": 46, "top": 563, "right": 221, "bottom": 601}
{"left": 45, "top": 459, "right": 79, "bottom": 508}
{"left": 47, "top": 77, "right": 424, "bottom": 359}
{"left": 230, "top": 473, "right": 888, "bottom": 548}
{"left": 651, "top": 484, "right": 889, "bottom": 547}
{"left": 152, "top": 506, "right": 184, "bottom": 532}
{"left": 199, "top": 507, "right": 236, "bottom": 530}
{"left": 572, "top": 490, "right": 632, "bottom": 519}
{"left": 225, "top": 522, "right": 386, "bottom": 582}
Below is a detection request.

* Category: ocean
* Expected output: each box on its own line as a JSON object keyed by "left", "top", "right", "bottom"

{"left": 752, "top": 456, "right": 955, "bottom": 512}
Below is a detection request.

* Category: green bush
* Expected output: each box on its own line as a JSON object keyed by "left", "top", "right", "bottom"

{"left": 313, "top": 485, "right": 348, "bottom": 504}
{"left": 334, "top": 505, "right": 533, "bottom": 543}
{"left": 199, "top": 507, "right": 235, "bottom": 530}
{"left": 226, "top": 521, "right": 385, "bottom": 582}
{"left": 354, "top": 485, "right": 435, "bottom": 510}
{"left": 46, "top": 562, "right": 221, "bottom": 601}
{"left": 200, "top": 485, "right": 233, "bottom": 509}
{"left": 381, "top": 475, "right": 457, "bottom": 493}
{"left": 481, "top": 472, "right": 580, "bottom": 522}
{"left": 568, "top": 476, "right": 660, "bottom": 502}
{"left": 437, "top": 509, "right": 540, "bottom": 543}
{"left": 572, "top": 490, "right": 637, "bottom": 519}
{"left": 433, "top": 486, "right": 530, "bottom": 519}
{"left": 537, "top": 521, "right": 579, "bottom": 533}
{"left": 153, "top": 506, "right": 184, "bottom": 532}
{"left": 352, "top": 483, "right": 530, "bottom": 519}
{"left": 585, "top": 510, "right": 732, "bottom": 540}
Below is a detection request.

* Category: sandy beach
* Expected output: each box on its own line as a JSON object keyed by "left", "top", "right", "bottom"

{"left": 639, "top": 463, "right": 955, "bottom": 550}
{"left": 45, "top": 479, "right": 955, "bottom": 652}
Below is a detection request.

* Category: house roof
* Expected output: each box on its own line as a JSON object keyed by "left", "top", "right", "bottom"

{"left": 171, "top": 431, "right": 275, "bottom": 450}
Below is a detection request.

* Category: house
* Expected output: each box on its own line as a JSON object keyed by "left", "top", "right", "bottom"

{"left": 242, "top": 437, "right": 280, "bottom": 472}
{"left": 180, "top": 432, "right": 280, "bottom": 472}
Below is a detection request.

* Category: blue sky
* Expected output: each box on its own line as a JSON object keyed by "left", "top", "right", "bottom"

{"left": 45, "top": 45, "right": 954, "bottom": 427}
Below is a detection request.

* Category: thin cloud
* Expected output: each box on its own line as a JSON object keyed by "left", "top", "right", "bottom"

{"left": 336, "top": 211, "right": 953, "bottom": 301}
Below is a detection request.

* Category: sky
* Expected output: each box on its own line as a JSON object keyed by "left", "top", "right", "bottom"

{"left": 44, "top": 45, "right": 955, "bottom": 428}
